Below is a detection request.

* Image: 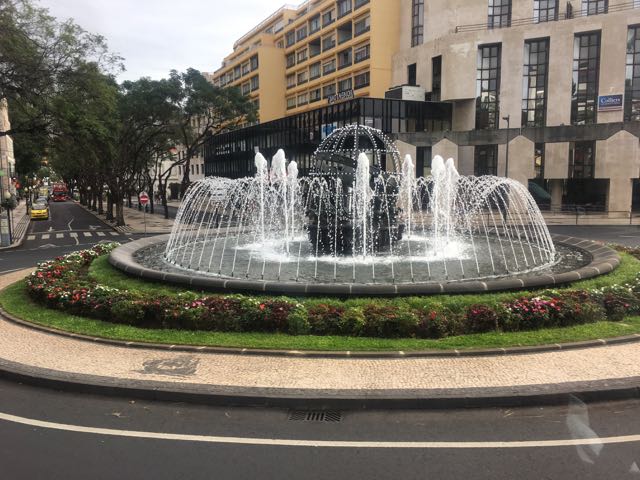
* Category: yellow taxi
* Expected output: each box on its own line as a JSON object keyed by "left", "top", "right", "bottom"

{"left": 30, "top": 203, "right": 49, "bottom": 220}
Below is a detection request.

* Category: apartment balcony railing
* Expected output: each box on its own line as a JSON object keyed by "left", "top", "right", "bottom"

{"left": 455, "top": 1, "right": 639, "bottom": 33}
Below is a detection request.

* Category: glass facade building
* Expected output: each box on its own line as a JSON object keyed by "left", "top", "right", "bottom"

{"left": 204, "top": 98, "right": 452, "bottom": 178}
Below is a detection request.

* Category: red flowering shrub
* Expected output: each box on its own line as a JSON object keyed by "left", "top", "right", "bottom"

{"left": 465, "top": 304, "right": 500, "bottom": 333}
{"left": 307, "top": 303, "right": 346, "bottom": 334}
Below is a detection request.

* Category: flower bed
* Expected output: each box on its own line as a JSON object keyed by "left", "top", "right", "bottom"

{"left": 24, "top": 243, "right": 640, "bottom": 339}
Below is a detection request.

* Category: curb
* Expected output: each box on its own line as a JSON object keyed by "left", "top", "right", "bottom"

{"left": 1, "top": 354, "right": 640, "bottom": 409}
{"left": 3, "top": 305, "right": 640, "bottom": 359}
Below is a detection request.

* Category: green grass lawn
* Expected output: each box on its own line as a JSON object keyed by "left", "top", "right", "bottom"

{"left": 3, "top": 267, "right": 640, "bottom": 351}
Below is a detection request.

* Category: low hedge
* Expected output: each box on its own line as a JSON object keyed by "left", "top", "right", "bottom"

{"left": 22, "top": 243, "right": 640, "bottom": 339}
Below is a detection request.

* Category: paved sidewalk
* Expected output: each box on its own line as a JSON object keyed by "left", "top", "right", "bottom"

{"left": 0, "top": 201, "right": 29, "bottom": 249}
{"left": 2, "top": 268, "right": 640, "bottom": 408}
{"left": 76, "top": 202, "right": 174, "bottom": 234}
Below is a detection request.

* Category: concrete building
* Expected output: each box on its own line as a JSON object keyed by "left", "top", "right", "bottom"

{"left": 0, "top": 100, "right": 15, "bottom": 197}
{"left": 392, "top": 0, "right": 640, "bottom": 212}
{"left": 211, "top": 0, "right": 400, "bottom": 123}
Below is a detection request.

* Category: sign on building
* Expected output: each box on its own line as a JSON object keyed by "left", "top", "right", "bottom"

{"left": 327, "top": 89, "right": 354, "bottom": 104}
{"left": 598, "top": 94, "right": 623, "bottom": 111}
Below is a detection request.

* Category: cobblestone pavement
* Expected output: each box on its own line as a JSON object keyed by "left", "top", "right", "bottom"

{"left": 2, "top": 268, "right": 640, "bottom": 397}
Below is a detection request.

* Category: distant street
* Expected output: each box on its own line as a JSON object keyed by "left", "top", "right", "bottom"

{"left": 0, "top": 201, "right": 142, "bottom": 272}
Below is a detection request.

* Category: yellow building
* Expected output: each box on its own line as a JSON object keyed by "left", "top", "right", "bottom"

{"left": 211, "top": 0, "right": 400, "bottom": 123}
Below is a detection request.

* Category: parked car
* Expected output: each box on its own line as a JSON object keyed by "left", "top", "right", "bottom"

{"left": 30, "top": 203, "right": 49, "bottom": 220}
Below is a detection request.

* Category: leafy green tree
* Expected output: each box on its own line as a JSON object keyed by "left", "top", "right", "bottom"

{"left": 167, "top": 69, "right": 256, "bottom": 195}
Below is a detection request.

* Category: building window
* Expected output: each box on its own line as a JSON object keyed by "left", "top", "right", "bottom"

{"left": 432, "top": 56, "right": 442, "bottom": 101}
{"left": 476, "top": 44, "right": 501, "bottom": 129}
{"left": 569, "top": 141, "right": 595, "bottom": 178}
{"left": 488, "top": 0, "right": 511, "bottom": 28}
{"left": 297, "top": 70, "right": 308, "bottom": 84}
{"left": 355, "top": 0, "right": 369, "bottom": 8}
{"left": 474, "top": 145, "right": 498, "bottom": 176}
{"left": 337, "top": 22, "right": 352, "bottom": 44}
{"left": 286, "top": 31, "right": 296, "bottom": 47}
{"left": 411, "top": 0, "right": 424, "bottom": 47}
{"left": 286, "top": 53, "right": 296, "bottom": 68}
{"left": 338, "top": 48, "right": 352, "bottom": 69}
{"left": 297, "top": 92, "right": 308, "bottom": 106}
{"left": 354, "top": 15, "right": 370, "bottom": 36}
{"left": 522, "top": 38, "right": 549, "bottom": 127}
{"left": 338, "top": 77, "right": 352, "bottom": 92}
{"left": 309, "top": 15, "right": 321, "bottom": 34}
{"left": 296, "top": 26, "right": 308, "bottom": 42}
{"left": 354, "top": 44, "right": 370, "bottom": 63}
{"left": 534, "top": 0, "right": 558, "bottom": 22}
{"left": 322, "top": 9, "right": 335, "bottom": 26}
{"left": 310, "top": 62, "right": 321, "bottom": 80}
{"left": 337, "top": 0, "right": 352, "bottom": 18}
{"left": 287, "top": 73, "right": 296, "bottom": 88}
{"left": 408, "top": 63, "right": 417, "bottom": 86}
{"left": 571, "top": 31, "right": 600, "bottom": 125}
{"left": 242, "top": 62, "right": 250, "bottom": 75}
{"left": 534, "top": 143, "right": 545, "bottom": 179}
{"left": 323, "top": 83, "right": 336, "bottom": 98}
{"left": 625, "top": 25, "right": 640, "bottom": 121}
{"left": 297, "top": 48, "right": 308, "bottom": 63}
{"left": 234, "top": 66, "right": 241, "bottom": 79}
{"left": 250, "top": 55, "right": 259, "bottom": 70}
{"left": 354, "top": 70, "right": 370, "bottom": 89}
{"left": 250, "top": 75, "right": 259, "bottom": 91}
{"left": 322, "top": 34, "right": 336, "bottom": 51}
{"left": 241, "top": 82, "right": 250, "bottom": 95}
{"left": 287, "top": 97, "right": 296, "bottom": 109}
{"left": 310, "top": 88, "right": 321, "bottom": 102}
{"left": 323, "top": 59, "right": 336, "bottom": 75}
{"left": 584, "top": 0, "right": 608, "bottom": 15}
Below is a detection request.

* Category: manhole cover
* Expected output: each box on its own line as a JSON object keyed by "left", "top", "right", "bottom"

{"left": 288, "top": 410, "right": 342, "bottom": 422}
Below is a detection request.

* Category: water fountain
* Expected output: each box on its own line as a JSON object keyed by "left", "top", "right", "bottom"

{"left": 112, "top": 125, "right": 620, "bottom": 296}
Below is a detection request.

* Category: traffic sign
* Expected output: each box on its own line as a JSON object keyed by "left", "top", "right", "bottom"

{"left": 139, "top": 191, "right": 150, "bottom": 206}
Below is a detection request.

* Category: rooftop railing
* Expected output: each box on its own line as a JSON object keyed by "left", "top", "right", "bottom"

{"left": 455, "top": 1, "right": 639, "bottom": 33}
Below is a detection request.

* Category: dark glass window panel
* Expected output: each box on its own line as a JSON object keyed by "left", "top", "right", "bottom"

{"left": 626, "top": 26, "right": 640, "bottom": 121}
{"left": 411, "top": 0, "right": 424, "bottom": 47}
{"left": 488, "top": 0, "right": 511, "bottom": 28}
{"left": 476, "top": 44, "right": 501, "bottom": 129}
{"left": 522, "top": 38, "right": 549, "bottom": 127}
{"left": 571, "top": 32, "right": 600, "bottom": 125}
{"left": 534, "top": 0, "right": 558, "bottom": 22}
{"left": 569, "top": 141, "right": 595, "bottom": 179}
{"left": 474, "top": 145, "right": 498, "bottom": 176}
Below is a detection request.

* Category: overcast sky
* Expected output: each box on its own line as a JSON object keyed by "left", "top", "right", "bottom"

{"left": 37, "top": 0, "right": 288, "bottom": 81}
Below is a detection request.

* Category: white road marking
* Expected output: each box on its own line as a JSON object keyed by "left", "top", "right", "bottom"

{"left": 41, "top": 234, "right": 49, "bottom": 240}
{"left": 27, "top": 235, "right": 35, "bottom": 241}
{"left": 56, "top": 233, "right": 63, "bottom": 239}
{"left": 0, "top": 411, "right": 639, "bottom": 449}
{"left": 109, "top": 232, "right": 119, "bottom": 236}
{"left": 97, "top": 232, "right": 105, "bottom": 237}
{"left": 83, "top": 232, "right": 92, "bottom": 237}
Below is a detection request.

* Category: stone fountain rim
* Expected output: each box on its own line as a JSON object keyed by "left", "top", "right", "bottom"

{"left": 109, "top": 234, "right": 620, "bottom": 297}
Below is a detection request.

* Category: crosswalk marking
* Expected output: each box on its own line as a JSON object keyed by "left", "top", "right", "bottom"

{"left": 25, "top": 231, "right": 121, "bottom": 242}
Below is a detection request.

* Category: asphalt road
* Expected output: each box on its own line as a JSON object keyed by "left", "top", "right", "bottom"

{"left": 0, "top": 201, "right": 142, "bottom": 273}
{"left": 2, "top": 377, "right": 640, "bottom": 479}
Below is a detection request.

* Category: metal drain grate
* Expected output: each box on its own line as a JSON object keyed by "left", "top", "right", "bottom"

{"left": 288, "top": 410, "right": 342, "bottom": 422}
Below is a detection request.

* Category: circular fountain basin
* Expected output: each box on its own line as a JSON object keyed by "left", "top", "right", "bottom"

{"left": 110, "top": 234, "right": 619, "bottom": 297}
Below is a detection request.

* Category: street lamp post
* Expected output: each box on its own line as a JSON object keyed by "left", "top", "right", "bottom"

{"left": 502, "top": 115, "right": 510, "bottom": 178}
{"left": 3, "top": 191, "right": 12, "bottom": 245}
